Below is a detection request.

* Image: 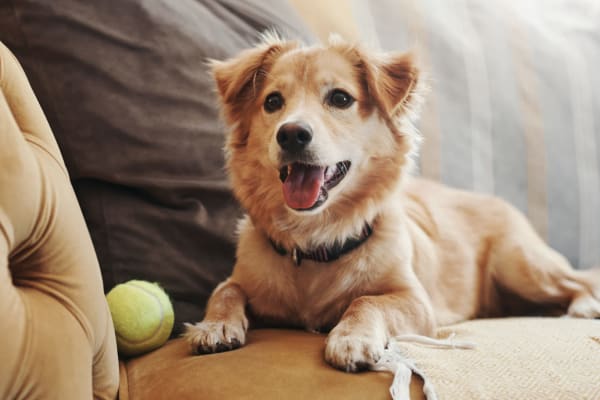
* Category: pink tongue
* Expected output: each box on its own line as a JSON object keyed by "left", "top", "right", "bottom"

{"left": 282, "top": 164, "right": 326, "bottom": 209}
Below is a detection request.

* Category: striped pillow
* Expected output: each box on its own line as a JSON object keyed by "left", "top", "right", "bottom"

{"left": 292, "top": 0, "right": 600, "bottom": 269}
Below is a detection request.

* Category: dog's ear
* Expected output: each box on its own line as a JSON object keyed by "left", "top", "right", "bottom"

{"left": 328, "top": 36, "right": 421, "bottom": 120}
{"left": 363, "top": 51, "right": 420, "bottom": 119}
{"left": 210, "top": 36, "right": 297, "bottom": 127}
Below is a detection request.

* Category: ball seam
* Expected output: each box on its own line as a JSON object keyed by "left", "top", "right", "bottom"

{"left": 115, "top": 282, "right": 166, "bottom": 346}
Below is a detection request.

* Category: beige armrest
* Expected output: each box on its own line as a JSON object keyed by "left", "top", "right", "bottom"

{"left": 0, "top": 41, "right": 118, "bottom": 400}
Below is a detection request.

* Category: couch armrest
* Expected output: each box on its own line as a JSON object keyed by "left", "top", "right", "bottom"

{"left": 0, "top": 41, "right": 118, "bottom": 399}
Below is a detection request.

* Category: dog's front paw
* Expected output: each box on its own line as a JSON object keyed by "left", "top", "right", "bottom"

{"left": 183, "top": 319, "right": 247, "bottom": 355}
{"left": 325, "top": 330, "right": 386, "bottom": 372}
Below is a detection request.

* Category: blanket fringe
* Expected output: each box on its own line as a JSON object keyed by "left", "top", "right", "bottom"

{"left": 372, "top": 332, "right": 476, "bottom": 400}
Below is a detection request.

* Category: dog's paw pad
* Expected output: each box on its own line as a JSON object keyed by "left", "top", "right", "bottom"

{"left": 352, "top": 361, "right": 372, "bottom": 372}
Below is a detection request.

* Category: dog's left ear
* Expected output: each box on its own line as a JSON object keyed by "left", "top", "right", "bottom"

{"left": 362, "top": 51, "right": 421, "bottom": 119}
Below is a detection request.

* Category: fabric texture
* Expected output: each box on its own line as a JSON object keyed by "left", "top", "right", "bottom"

{"left": 0, "top": 0, "right": 314, "bottom": 334}
{"left": 294, "top": 0, "right": 600, "bottom": 270}
{"left": 398, "top": 318, "right": 600, "bottom": 400}
{"left": 0, "top": 41, "right": 118, "bottom": 399}
{"left": 118, "top": 329, "right": 424, "bottom": 400}
{"left": 374, "top": 334, "right": 476, "bottom": 400}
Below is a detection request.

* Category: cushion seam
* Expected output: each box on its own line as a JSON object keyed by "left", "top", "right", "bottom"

{"left": 23, "top": 133, "right": 70, "bottom": 178}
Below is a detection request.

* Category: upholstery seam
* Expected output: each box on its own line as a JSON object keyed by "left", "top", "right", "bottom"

{"left": 0, "top": 209, "right": 13, "bottom": 252}
{"left": 0, "top": 43, "right": 4, "bottom": 85}
{"left": 23, "top": 134, "right": 70, "bottom": 178}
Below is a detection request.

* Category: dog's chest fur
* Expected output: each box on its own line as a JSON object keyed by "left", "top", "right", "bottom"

{"left": 256, "top": 260, "right": 371, "bottom": 330}
{"left": 232, "top": 219, "right": 399, "bottom": 331}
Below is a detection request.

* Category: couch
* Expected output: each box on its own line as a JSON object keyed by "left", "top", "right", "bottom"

{"left": 1, "top": 1, "right": 600, "bottom": 399}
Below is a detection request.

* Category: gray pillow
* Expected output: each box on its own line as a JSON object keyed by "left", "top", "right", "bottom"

{"left": 0, "top": 0, "right": 314, "bottom": 334}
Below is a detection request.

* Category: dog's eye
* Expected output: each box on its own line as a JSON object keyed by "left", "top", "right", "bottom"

{"left": 264, "top": 92, "right": 284, "bottom": 113}
{"left": 327, "top": 89, "right": 354, "bottom": 109}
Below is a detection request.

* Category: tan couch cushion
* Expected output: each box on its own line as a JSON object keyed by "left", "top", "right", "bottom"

{"left": 0, "top": 41, "right": 118, "bottom": 399}
{"left": 119, "top": 329, "right": 424, "bottom": 400}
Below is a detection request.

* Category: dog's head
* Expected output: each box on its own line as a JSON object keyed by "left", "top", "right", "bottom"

{"left": 212, "top": 34, "right": 423, "bottom": 246}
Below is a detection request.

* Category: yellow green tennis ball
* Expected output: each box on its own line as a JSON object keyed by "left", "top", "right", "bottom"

{"left": 106, "top": 280, "right": 174, "bottom": 357}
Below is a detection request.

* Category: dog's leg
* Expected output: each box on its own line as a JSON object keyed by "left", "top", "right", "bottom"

{"left": 488, "top": 205, "right": 600, "bottom": 318}
{"left": 324, "top": 289, "right": 435, "bottom": 372}
{"left": 184, "top": 279, "right": 249, "bottom": 354}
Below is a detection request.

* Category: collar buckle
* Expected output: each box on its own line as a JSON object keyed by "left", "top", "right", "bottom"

{"left": 291, "top": 248, "right": 301, "bottom": 266}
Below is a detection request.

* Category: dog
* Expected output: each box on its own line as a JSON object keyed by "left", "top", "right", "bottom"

{"left": 184, "top": 34, "right": 600, "bottom": 372}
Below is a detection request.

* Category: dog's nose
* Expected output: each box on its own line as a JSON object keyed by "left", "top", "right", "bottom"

{"left": 276, "top": 122, "right": 313, "bottom": 153}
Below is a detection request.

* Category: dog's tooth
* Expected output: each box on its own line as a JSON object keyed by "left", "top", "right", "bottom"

{"left": 325, "top": 166, "right": 335, "bottom": 181}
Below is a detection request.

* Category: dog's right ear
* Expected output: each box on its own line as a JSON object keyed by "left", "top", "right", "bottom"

{"left": 210, "top": 36, "right": 297, "bottom": 128}
{"left": 367, "top": 52, "right": 420, "bottom": 118}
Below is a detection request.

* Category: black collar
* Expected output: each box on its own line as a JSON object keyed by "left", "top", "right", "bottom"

{"left": 268, "top": 223, "right": 373, "bottom": 266}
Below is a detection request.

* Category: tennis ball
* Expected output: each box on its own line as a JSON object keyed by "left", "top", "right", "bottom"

{"left": 106, "top": 280, "right": 174, "bottom": 357}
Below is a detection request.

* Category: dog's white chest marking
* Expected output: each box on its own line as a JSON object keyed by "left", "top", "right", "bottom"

{"left": 294, "top": 260, "right": 374, "bottom": 328}
{"left": 245, "top": 257, "right": 372, "bottom": 329}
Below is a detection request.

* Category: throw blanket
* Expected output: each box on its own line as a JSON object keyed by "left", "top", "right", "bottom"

{"left": 376, "top": 318, "right": 600, "bottom": 400}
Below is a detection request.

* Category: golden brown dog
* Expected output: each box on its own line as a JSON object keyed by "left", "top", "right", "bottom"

{"left": 184, "top": 34, "right": 600, "bottom": 372}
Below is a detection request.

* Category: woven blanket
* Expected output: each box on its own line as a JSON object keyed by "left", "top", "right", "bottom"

{"left": 384, "top": 318, "right": 600, "bottom": 400}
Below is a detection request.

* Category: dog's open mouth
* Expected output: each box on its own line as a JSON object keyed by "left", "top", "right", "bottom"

{"left": 279, "top": 161, "right": 351, "bottom": 211}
